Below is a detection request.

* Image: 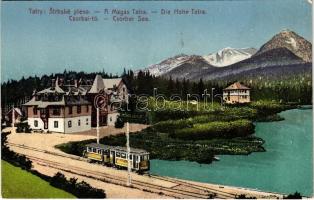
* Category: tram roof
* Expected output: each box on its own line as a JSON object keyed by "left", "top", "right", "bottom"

{"left": 85, "top": 143, "right": 149, "bottom": 154}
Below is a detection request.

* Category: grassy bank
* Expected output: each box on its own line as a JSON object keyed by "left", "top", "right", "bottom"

{"left": 1, "top": 160, "right": 75, "bottom": 198}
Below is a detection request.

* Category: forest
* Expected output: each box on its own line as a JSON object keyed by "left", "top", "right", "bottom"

{"left": 1, "top": 67, "right": 312, "bottom": 113}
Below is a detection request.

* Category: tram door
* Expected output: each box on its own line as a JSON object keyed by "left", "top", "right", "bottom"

{"left": 132, "top": 154, "right": 136, "bottom": 169}
{"left": 111, "top": 151, "right": 115, "bottom": 165}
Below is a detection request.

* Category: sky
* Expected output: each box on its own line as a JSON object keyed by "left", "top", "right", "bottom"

{"left": 1, "top": 0, "right": 312, "bottom": 82}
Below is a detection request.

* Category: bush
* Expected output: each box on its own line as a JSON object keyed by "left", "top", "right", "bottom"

{"left": 170, "top": 120, "right": 255, "bottom": 140}
{"left": 50, "top": 172, "right": 106, "bottom": 198}
{"left": 16, "top": 122, "right": 31, "bottom": 133}
{"left": 150, "top": 110, "right": 203, "bottom": 123}
{"left": 235, "top": 194, "right": 256, "bottom": 199}
{"left": 114, "top": 116, "right": 125, "bottom": 128}
{"left": 119, "top": 111, "right": 148, "bottom": 124}
{"left": 284, "top": 192, "right": 302, "bottom": 199}
{"left": 1, "top": 131, "right": 32, "bottom": 170}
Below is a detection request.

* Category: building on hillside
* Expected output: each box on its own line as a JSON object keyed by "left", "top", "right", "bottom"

{"left": 223, "top": 82, "right": 251, "bottom": 104}
{"left": 23, "top": 75, "right": 129, "bottom": 133}
{"left": 87, "top": 75, "right": 128, "bottom": 127}
{"left": 24, "top": 80, "right": 92, "bottom": 133}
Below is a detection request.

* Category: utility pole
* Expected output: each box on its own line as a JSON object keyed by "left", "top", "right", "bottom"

{"left": 126, "top": 122, "right": 132, "bottom": 186}
{"left": 96, "top": 107, "right": 100, "bottom": 144}
{"left": 211, "top": 88, "right": 215, "bottom": 110}
{"left": 12, "top": 105, "right": 15, "bottom": 133}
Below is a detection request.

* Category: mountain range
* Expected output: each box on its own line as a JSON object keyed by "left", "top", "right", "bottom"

{"left": 203, "top": 47, "right": 257, "bottom": 67}
{"left": 136, "top": 30, "right": 312, "bottom": 81}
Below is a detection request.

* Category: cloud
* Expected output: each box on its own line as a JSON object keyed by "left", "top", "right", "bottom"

{"left": 307, "top": 0, "right": 312, "bottom": 4}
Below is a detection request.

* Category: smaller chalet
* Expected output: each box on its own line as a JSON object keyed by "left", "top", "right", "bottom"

{"left": 5, "top": 107, "right": 23, "bottom": 126}
{"left": 223, "top": 82, "right": 251, "bottom": 104}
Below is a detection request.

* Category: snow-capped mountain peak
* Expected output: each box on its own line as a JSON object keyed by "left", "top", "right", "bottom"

{"left": 203, "top": 47, "right": 257, "bottom": 67}
{"left": 135, "top": 54, "right": 191, "bottom": 77}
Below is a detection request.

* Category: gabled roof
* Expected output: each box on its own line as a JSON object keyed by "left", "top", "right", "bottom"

{"left": 37, "top": 85, "right": 65, "bottom": 94}
{"left": 23, "top": 95, "right": 90, "bottom": 108}
{"left": 103, "top": 78, "right": 122, "bottom": 89}
{"left": 23, "top": 96, "right": 66, "bottom": 108}
{"left": 64, "top": 96, "right": 91, "bottom": 106}
{"left": 224, "top": 82, "right": 250, "bottom": 90}
{"left": 38, "top": 77, "right": 65, "bottom": 94}
{"left": 6, "top": 108, "right": 22, "bottom": 116}
{"left": 88, "top": 75, "right": 123, "bottom": 93}
{"left": 65, "top": 86, "right": 90, "bottom": 96}
{"left": 89, "top": 75, "right": 105, "bottom": 94}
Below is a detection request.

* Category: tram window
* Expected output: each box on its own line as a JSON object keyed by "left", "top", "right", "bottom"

{"left": 129, "top": 155, "right": 132, "bottom": 160}
{"left": 87, "top": 147, "right": 91, "bottom": 152}
{"left": 93, "top": 148, "right": 96, "bottom": 153}
{"left": 143, "top": 155, "right": 148, "bottom": 160}
{"left": 121, "top": 153, "right": 126, "bottom": 158}
{"left": 116, "top": 152, "right": 120, "bottom": 157}
{"left": 98, "top": 149, "right": 102, "bottom": 154}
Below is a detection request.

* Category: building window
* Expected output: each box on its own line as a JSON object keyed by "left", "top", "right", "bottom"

{"left": 52, "top": 108, "right": 60, "bottom": 115}
{"left": 86, "top": 118, "right": 89, "bottom": 125}
{"left": 68, "top": 120, "right": 72, "bottom": 128}
{"left": 86, "top": 105, "right": 89, "bottom": 113}
{"left": 110, "top": 117, "right": 112, "bottom": 122}
{"left": 34, "top": 120, "right": 38, "bottom": 127}
{"left": 77, "top": 106, "right": 81, "bottom": 114}
{"left": 78, "top": 119, "right": 81, "bottom": 126}
{"left": 69, "top": 106, "right": 72, "bottom": 114}
{"left": 54, "top": 121, "right": 58, "bottom": 128}
{"left": 33, "top": 107, "right": 38, "bottom": 115}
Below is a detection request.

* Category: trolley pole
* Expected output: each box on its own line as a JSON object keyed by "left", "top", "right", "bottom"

{"left": 96, "top": 107, "right": 100, "bottom": 144}
{"left": 12, "top": 105, "right": 15, "bottom": 128}
{"left": 12, "top": 105, "right": 15, "bottom": 132}
{"left": 126, "top": 122, "right": 132, "bottom": 186}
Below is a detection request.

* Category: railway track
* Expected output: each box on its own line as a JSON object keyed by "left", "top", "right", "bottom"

{"left": 8, "top": 142, "right": 277, "bottom": 199}
{"left": 8, "top": 143, "right": 223, "bottom": 198}
{"left": 148, "top": 175, "right": 236, "bottom": 198}
{"left": 28, "top": 155, "right": 218, "bottom": 199}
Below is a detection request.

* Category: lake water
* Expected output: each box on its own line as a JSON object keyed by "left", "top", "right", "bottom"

{"left": 150, "top": 109, "right": 313, "bottom": 196}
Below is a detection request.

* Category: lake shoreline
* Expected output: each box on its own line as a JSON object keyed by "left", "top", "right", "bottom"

{"left": 150, "top": 108, "right": 313, "bottom": 196}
